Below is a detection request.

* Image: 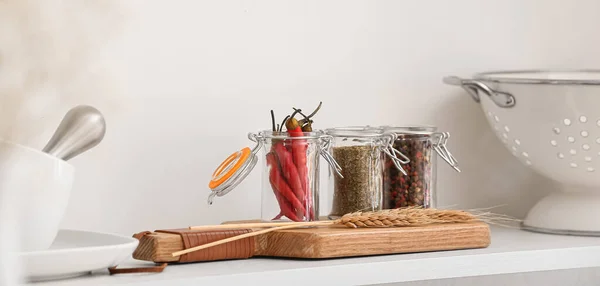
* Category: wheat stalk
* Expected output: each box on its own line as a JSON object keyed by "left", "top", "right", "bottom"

{"left": 173, "top": 207, "right": 514, "bottom": 257}
{"left": 338, "top": 207, "right": 479, "bottom": 228}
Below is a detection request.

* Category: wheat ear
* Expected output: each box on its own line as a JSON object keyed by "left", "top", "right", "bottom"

{"left": 338, "top": 208, "right": 479, "bottom": 228}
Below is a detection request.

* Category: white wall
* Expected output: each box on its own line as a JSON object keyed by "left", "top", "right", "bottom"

{"left": 33, "top": 0, "right": 600, "bottom": 235}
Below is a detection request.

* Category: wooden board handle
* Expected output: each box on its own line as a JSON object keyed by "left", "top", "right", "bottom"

{"left": 133, "top": 228, "right": 257, "bottom": 263}
{"left": 173, "top": 222, "right": 332, "bottom": 257}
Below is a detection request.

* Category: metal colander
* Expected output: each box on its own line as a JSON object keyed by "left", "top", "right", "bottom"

{"left": 445, "top": 70, "right": 600, "bottom": 236}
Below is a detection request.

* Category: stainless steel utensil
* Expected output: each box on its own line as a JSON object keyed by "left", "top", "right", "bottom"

{"left": 43, "top": 105, "right": 106, "bottom": 161}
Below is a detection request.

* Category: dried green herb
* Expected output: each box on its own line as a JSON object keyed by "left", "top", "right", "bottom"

{"left": 329, "top": 145, "right": 383, "bottom": 218}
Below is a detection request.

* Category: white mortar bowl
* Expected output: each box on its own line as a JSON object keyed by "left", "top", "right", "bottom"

{"left": 0, "top": 139, "right": 74, "bottom": 251}
{"left": 445, "top": 70, "right": 600, "bottom": 236}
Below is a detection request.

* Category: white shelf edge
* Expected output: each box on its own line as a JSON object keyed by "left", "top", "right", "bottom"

{"left": 123, "top": 246, "right": 600, "bottom": 286}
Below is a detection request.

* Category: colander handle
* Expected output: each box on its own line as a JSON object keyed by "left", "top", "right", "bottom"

{"left": 443, "top": 76, "right": 516, "bottom": 108}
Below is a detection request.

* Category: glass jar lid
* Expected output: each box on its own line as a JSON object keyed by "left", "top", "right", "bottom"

{"left": 258, "top": 130, "right": 326, "bottom": 140}
{"left": 383, "top": 125, "right": 461, "bottom": 172}
{"left": 324, "top": 126, "right": 385, "bottom": 138}
{"left": 382, "top": 125, "right": 437, "bottom": 135}
{"left": 207, "top": 133, "right": 262, "bottom": 205}
{"left": 325, "top": 125, "right": 410, "bottom": 175}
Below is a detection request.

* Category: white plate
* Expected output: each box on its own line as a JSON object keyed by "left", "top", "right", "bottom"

{"left": 19, "top": 229, "right": 138, "bottom": 282}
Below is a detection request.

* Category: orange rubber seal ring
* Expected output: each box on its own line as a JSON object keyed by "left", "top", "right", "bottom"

{"left": 209, "top": 147, "right": 251, "bottom": 189}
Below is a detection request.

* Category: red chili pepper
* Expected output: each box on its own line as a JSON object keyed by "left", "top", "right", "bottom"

{"left": 291, "top": 103, "right": 323, "bottom": 220}
{"left": 269, "top": 175, "right": 301, "bottom": 222}
{"left": 268, "top": 176, "right": 300, "bottom": 221}
{"left": 273, "top": 212, "right": 284, "bottom": 220}
{"left": 273, "top": 143, "right": 305, "bottom": 205}
{"left": 285, "top": 116, "right": 312, "bottom": 220}
{"left": 266, "top": 152, "right": 303, "bottom": 221}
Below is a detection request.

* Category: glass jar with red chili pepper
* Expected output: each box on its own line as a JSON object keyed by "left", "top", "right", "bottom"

{"left": 207, "top": 130, "right": 342, "bottom": 222}
{"left": 324, "top": 126, "right": 409, "bottom": 219}
{"left": 380, "top": 125, "right": 461, "bottom": 210}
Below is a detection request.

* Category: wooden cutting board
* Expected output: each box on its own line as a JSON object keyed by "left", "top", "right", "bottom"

{"left": 132, "top": 222, "right": 491, "bottom": 263}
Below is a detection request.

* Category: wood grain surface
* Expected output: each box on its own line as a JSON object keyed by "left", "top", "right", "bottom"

{"left": 132, "top": 221, "right": 491, "bottom": 263}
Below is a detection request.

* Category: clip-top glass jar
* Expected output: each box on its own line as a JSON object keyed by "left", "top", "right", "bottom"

{"left": 324, "top": 126, "right": 409, "bottom": 219}
{"left": 381, "top": 125, "right": 460, "bottom": 210}
{"left": 207, "top": 130, "right": 341, "bottom": 222}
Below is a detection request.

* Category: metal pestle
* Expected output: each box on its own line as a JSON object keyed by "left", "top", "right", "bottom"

{"left": 42, "top": 105, "right": 106, "bottom": 161}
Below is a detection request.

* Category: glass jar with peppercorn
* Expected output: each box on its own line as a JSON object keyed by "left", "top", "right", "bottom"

{"left": 207, "top": 102, "right": 343, "bottom": 222}
{"left": 380, "top": 125, "right": 460, "bottom": 210}
{"left": 324, "top": 126, "right": 409, "bottom": 219}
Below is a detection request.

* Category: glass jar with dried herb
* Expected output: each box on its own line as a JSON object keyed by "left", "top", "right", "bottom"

{"left": 324, "top": 126, "right": 409, "bottom": 219}
{"left": 381, "top": 126, "right": 461, "bottom": 209}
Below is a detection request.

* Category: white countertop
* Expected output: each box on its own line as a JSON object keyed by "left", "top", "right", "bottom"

{"left": 32, "top": 225, "right": 600, "bottom": 286}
